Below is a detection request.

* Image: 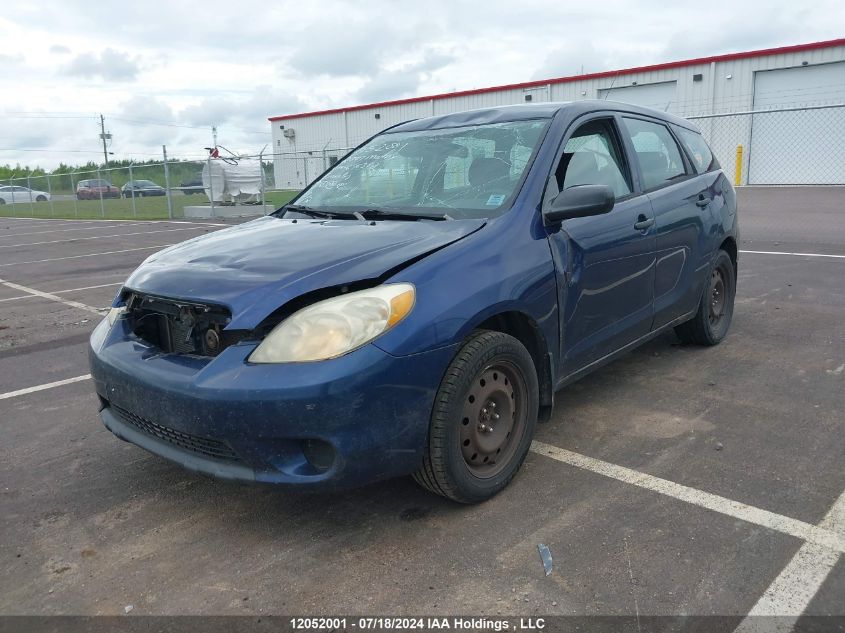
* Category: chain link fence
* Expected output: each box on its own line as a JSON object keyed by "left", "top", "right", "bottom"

{"left": 689, "top": 103, "right": 845, "bottom": 185}
{"left": 0, "top": 152, "right": 294, "bottom": 220}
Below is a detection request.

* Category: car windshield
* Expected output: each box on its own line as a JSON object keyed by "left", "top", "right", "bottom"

{"left": 135, "top": 180, "right": 155, "bottom": 186}
{"left": 293, "top": 118, "right": 550, "bottom": 219}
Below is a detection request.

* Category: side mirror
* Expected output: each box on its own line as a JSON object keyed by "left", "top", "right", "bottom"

{"left": 543, "top": 184, "right": 615, "bottom": 224}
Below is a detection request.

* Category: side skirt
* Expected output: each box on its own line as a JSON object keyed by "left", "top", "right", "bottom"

{"left": 555, "top": 309, "right": 696, "bottom": 391}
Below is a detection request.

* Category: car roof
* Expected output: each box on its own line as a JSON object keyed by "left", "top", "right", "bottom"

{"left": 388, "top": 100, "right": 700, "bottom": 133}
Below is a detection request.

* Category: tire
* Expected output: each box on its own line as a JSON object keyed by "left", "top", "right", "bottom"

{"left": 674, "top": 249, "right": 735, "bottom": 346}
{"left": 413, "top": 330, "right": 539, "bottom": 503}
{"left": 36, "top": 195, "right": 46, "bottom": 202}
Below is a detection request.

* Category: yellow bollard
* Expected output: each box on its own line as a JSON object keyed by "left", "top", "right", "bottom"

{"left": 734, "top": 145, "right": 743, "bottom": 187}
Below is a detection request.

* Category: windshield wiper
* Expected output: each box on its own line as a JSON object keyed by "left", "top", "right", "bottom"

{"left": 283, "top": 204, "right": 355, "bottom": 219}
{"left": 359, "top": 208, "right": 453, "bottom": 221}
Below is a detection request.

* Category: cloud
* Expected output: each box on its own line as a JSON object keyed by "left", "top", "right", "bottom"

{"left": 177, "top": 86, "right": 305, "bottom": 149}
{"left": 50, "top": 45, "right": 71, "bottom": 54}
{"left": 65, "top": 48, "right": 140, "bottom": 81}
{"left": 355, "top": 52, "right": 455, "bottom": 104}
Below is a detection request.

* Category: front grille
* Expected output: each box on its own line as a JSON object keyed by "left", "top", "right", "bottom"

{"left": 112, "top": 404, "right": 242, "bottom": 463}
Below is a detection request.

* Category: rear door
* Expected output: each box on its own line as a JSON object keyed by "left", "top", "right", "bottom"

{"left": 620, "top": 116, "right": 711, "bottom": 329}
{"left": 545, "top": 114, "right": 656, "bottom": 376}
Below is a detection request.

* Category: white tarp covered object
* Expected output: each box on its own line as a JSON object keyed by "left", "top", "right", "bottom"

{"left": 202, "top": 158, "right": 262, "bottom": 203}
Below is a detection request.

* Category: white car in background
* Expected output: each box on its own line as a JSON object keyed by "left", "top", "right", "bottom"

{"left": 0, "top": 185, "right": 51, "bottom": 204}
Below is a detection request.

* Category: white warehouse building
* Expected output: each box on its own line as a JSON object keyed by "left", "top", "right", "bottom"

{"left": 269, "top": 38, "right": 845, "bottom": 188}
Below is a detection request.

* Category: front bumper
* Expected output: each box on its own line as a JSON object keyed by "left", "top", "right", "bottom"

{"left": 89, "top": 319, "right": 456, "bottom": 489}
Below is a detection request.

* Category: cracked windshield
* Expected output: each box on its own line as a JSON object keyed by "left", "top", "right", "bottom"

{"left": 295, "top": 119, "right": 550, "bottom": 218}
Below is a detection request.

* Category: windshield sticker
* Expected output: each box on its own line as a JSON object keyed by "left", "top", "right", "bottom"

{"left": 486, "top": 194, "right": 506, "bottom": 206}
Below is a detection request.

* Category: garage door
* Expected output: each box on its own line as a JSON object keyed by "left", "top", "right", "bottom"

{"left": 598, "top": 81, "right": 677, "bottom": 113}
{"left": 749, "top": 62, "right": 845, "bottom": 184}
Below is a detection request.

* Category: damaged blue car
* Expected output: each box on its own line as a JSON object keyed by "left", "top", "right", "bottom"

{"left": 89, "top": 101, "right": 738, "bottom": 503}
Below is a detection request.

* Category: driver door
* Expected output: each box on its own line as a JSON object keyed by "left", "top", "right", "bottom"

{"left": 545, "top": 115, "right": 657, "bottom": 378}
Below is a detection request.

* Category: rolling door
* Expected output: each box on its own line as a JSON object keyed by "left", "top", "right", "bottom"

{"left": 749, "top": 62, "right": 845, "bottom": 184}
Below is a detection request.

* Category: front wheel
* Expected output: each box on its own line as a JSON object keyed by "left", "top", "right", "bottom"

{"left": 413, "top": 330, "right": 539, "bottom": 503}
{"left": 675, "top": 249, "right": 736, "bottom": 346}
{"left": 36, "top": 195, "right": 47, "bottom": 202}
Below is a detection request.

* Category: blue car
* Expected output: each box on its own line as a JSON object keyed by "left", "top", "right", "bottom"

{"left": 89, "top": 101, "right": 738, "bottom": 503}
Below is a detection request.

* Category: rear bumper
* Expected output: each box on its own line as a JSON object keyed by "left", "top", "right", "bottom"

{"left": 89, "top": 320, "right": 456, "bottom": 489}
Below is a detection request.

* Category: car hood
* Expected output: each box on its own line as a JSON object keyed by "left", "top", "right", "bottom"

{"left": 124, "top": 215, "right": 486, "bottom": 329}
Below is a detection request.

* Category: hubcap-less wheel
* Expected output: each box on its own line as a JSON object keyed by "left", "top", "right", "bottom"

{"left": 709, "top": 268, "right": 726, "bottom": 327}
{"left": 413, "top": 330, "right": 539, "bottom": 503}
{"left": 459, "top": 362, "right": 527, "bottom": 478}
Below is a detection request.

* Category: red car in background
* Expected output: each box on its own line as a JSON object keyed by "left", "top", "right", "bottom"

{"left": 77, "top": 179, "right": 120, "bottom": 200}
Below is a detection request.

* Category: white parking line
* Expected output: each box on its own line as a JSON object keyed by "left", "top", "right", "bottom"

{"left": 0, "top": 281, "right": 123, "bottom": 303}
{"left": 0, "top": 278, "right": 104, "bottom": 314}
{"left": 0, "top": 226, "right": 209, "bottom": 249}
{"left": 530, "top": 441, "right": 845, "bottom": 553}
{"left": 740, "top": 249, "right": 845, "bottom": 259}
{"left": 0, "top": 244, "right": 174, "bottom": 268}
{"left": 1, "top": 216, "right": 227, "bottom": 225}
{"left": 0, "top": 374, "right": 91, "bottom": 401}
{"left": 0, "top": 221, "right": 160, "bottom": 238}
{"left": 734, "top": 490, "right": 845, "bottom": 630}
{"left": 0, "top": 219, "right": 229, "bottom": 238}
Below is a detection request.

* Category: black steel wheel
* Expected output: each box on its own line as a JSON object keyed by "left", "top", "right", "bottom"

{"left": 675, "top": 249, "right": 735, "bottom": 346}
{"left": 414, "top": 330, "right": 539, "bottom": 503}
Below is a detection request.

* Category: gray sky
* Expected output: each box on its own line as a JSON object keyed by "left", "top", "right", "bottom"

{"left": 1, "top": 0, "right": 843, "bottom": 169}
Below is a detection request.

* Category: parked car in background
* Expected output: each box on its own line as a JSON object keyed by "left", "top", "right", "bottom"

{"left": 122, "top": 180, "right": 166, "bottom": 198}
{"left": 90, "top": 101, "right": 738, "bottom": 503}
{"left": 180, "top": 174, "right": 204, "bottom": 195}
{"left": 0, "top": 185, "right": 51, "bottom": 204}
{"left": 77, "top": 179, "right": 120, "bottom": 200}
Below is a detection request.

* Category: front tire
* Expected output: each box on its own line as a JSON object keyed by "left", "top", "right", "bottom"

{"left": 413, "top": 330, "right": 539, "bottom": 503}
{"left": 675, "top": 249, "right": 735, "bottom": 346}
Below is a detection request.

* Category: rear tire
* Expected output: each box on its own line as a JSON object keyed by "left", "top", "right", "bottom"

{"left": 36, "top": 195, "right": 47, "bottom": 202}
{"left": 675, "top": 249, "right": 735, "bottom": 346}
{"left": 413, "top": 330, "right": 539, "bottom": 503}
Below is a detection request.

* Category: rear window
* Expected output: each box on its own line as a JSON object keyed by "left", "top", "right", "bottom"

{"left": 622, "top": 117, "right": 689, "bottom": 191}
{"left": 673, "top": 126, "right": 718, "bottom": 174}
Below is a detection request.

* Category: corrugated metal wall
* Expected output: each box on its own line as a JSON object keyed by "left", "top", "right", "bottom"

{"left": 271, "top": 45, "right": 845, "bottom": 188}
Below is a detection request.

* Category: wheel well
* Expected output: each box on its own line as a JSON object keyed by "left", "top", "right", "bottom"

{"left": 476, "top": 311, "right": 554, "bottom": 422}
{"left": 719, "top": 236, "right": 738, "bottom": 278}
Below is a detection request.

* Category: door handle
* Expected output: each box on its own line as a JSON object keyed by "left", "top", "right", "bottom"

{"left": 633, "top": 216, "right": 654, "bottom": 231}
{"left": 695, "top": 194, "right": 712, "bottom": 207}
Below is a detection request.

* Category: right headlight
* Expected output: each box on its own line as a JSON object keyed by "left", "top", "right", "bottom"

{"left": 249, "top": 283, "right": 415, "bottom": 363}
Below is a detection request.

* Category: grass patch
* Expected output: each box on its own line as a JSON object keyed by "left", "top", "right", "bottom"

{"left": 0, "top": 190, "right": 300, "bottom": 221}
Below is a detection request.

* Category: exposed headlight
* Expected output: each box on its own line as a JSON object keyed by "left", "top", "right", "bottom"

{"left": 249, "top": 283, "right": 415, "bottom": 363}
{"left": 107, "top": 305, "right": 127, "bottom": 327}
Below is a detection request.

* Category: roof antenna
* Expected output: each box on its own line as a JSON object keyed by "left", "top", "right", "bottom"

{"left": 603, "top": 72, "right": 620, "bottom": 99}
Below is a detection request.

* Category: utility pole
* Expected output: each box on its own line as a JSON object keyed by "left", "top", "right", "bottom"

{"left": 212, "top": 125, "right": 218, "bottom": 149}
{"left": 98, "top": 114, "right": 112, "bottom": 168}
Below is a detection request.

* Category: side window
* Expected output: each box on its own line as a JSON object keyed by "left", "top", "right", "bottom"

{"left": 622, "top": 117, "right": 689, "bottom": 190}
{"left": 554, "top": 119, "right": 631, "bottom": 199}
{"left": 673, "top": 125, "right": 717, "bottom": 174}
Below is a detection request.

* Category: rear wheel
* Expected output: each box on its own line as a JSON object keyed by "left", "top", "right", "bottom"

{"left": 675, "top": 249, "right": 735, "bottom": 345}
{"left": 413, "top": 330, "right": 538, "bottom": 503}
{"left": 36, "top": 195, "right": 47, "bottom": 202}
